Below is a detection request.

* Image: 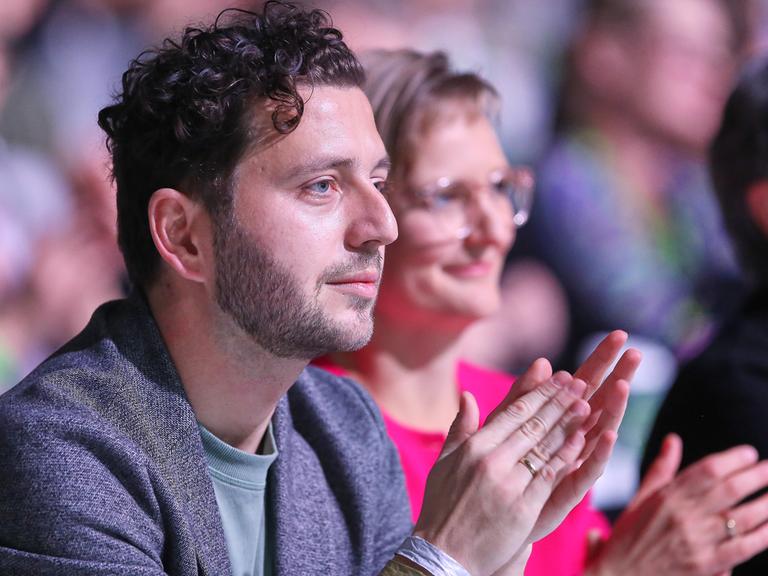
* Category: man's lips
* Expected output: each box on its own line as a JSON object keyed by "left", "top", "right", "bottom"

{"left": 325, "top": 270, "right": 380, "bottom": 298}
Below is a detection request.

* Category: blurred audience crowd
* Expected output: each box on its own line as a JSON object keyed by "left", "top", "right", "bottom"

{"left": 1, "top": 0, "right": 766, "bottom": 514}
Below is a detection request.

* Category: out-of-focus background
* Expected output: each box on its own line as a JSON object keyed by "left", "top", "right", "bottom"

{"left": 1, "top": 0, "right": 766, "bottom": 515}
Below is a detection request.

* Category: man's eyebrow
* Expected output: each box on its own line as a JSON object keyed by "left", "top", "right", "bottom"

{"left": 291, "top": 155, "right": 391, "bottom": 178}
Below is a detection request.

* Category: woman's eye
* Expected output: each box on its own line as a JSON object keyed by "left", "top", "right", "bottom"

{"left": 430, "top": 185, "right": 466, "bottom": 209}
{"left": 492, "top": 178, "right": 511, "bottom": 196}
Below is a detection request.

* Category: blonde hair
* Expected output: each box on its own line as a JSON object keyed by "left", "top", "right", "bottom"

{"left": 362, "top": 49, "right": 499, "bottom": 181}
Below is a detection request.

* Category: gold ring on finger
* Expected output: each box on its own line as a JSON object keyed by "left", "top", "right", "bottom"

{"left": 724, "top": 516, "right": 737, "bottom": 540}
{"left": 520, "top": 456, "right": 538, "bottom": 477}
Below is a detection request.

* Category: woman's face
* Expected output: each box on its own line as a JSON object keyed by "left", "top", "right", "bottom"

{"left": 375, "top": 112, "right": 518, "bottom": 329}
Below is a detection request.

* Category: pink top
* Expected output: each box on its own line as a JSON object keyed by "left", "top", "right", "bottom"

{"left": 315, "top": 360, "right": 610, "bottom": 576}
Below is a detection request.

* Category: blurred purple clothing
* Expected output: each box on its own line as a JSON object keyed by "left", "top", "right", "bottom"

{"left": 529, "top": 129, "right": 740, "bottom": 357}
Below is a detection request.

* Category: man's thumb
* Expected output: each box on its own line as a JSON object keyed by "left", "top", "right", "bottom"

{"left": 439, "top": 391, "right": 479, "bottom": 459}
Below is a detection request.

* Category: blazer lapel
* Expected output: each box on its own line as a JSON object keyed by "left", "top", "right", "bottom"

{"left": 269, "top": 389, "right": 348, "bottom": 575}
{"left": 112, "top": 294, "right": 232, "bottom": 576}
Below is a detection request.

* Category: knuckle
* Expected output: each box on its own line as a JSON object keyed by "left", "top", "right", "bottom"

{"left": 550, "top": 389, "right": 573, "bottom": 410}
{"left": 700, "top": 460, "right": 721, "bottom": 480}
{"left": 537, "top": 462, "right": 557, "bottom": 484}
{"left": 474, "top": 453, "right": 498, "bottom": 481}
{"left": 521, "top": 415, "right": 548, "bottom": 440}
{"left": 506, "top": 397, "right": 532, "bottom": 420}
{"left": 530, "top": 444, "right": 552, "bottom": 464}
{"left": 462, "top": 436, "right": 484, "bottom": 462}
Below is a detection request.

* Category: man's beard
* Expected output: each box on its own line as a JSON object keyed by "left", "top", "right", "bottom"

{"left": 213, "top": 217, "right": 381, "bottom": 359}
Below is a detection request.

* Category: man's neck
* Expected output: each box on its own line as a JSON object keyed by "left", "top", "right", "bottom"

{"left": 148, "top": 282, "right": 307, "bottom": 454}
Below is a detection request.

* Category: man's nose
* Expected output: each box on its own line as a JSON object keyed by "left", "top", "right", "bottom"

{"left": 345, "top": 181, "right": 399, "bottom": 250}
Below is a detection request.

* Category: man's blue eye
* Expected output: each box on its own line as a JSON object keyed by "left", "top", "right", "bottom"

{"left": 309, "top": 180, "right": 333, "bottom": 194}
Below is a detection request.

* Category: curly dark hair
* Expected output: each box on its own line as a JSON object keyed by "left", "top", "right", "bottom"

{"left": 98, "top": 1, "right": 364, "bottom": 287}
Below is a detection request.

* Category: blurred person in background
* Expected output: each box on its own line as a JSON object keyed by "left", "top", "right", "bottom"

{"left": 644, "top": 57, "right": 768, "bottom": 575}
{"left": 518, "top": 0, "right": 749, "bottom": 510}
{"left": 319, "top": 48, "right": 768, "bottom": 576}
{"left": 0, "top": 0, "right": 125, "bottom": 392}
{"left": 0, "top": 0, "right": 252, "bottom": 267}
{"left": 524, "top": 0, "right": 747, "bottom": 364}
{"left": 326, "top": 0, "right": 574, "bottom": 375}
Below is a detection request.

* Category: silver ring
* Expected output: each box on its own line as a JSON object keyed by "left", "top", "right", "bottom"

{"left": 724, "top": 516, "right": 737, "bottom": 540}
{"left": 520, "top": 457, "right": 537, "bottom": 477}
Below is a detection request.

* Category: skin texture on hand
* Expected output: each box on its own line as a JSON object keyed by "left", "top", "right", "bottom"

{"left": 412, "top": 332, "right": 636, "bottom": 576}
{"left": 414, "top": 366, "right": 589, "bottom": 575}
{"left": 586, "top": 434, "right": 768, "bottom": 576}
{"left": 496, "top": 331, "right": 639, "bottom": 547}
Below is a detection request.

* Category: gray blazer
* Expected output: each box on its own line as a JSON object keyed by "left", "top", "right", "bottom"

{"left": 0, "top": 293, "right": 412, "bottom": 575}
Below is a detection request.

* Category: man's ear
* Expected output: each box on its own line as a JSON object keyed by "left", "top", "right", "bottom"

{"left": 746, "top": 181, "right": 768, "bottom": 237}
{"left": 148, "top": 188, "right": 212, "bottom": 284}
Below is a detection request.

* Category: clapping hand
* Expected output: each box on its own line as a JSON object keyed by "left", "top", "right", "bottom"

{"left": 412, "top": 331, "right": 638, "bottom": 576}
{"left": 586, "top": 434, "right": 768, "bottom": 576}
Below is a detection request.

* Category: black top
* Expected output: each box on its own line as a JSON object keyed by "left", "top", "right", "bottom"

{"left": 642, "top": 284, "right": 768, "bottom": 574}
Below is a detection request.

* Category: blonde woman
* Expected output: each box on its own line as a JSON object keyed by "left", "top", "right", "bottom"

{"left": 319, "top": 49, "right": 768, "bottom": 575}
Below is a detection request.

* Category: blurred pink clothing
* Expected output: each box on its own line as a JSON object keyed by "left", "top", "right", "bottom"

{"left": 316, "top": 359, "right": 610, "bottom": 576}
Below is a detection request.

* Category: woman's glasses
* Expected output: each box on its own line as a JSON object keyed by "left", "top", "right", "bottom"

{"left": 404, "top": 166, "right": 535, "bottom": 241}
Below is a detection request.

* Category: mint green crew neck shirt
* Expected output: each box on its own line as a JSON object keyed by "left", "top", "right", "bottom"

{"left": 199, "top": 424, "right": 278, "bottom": 576}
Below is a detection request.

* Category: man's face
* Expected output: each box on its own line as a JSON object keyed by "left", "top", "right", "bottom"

{"left": 213, "top": 86, "right": 396, "bottom": 359}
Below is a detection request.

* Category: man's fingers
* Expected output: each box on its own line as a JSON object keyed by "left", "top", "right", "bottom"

{"left": 508, "top": 381, "right": 590, "bottom": 477}
{"left": 634, "top": 433, "right": 683, "bottom": 503}
{"left": 581, "top": 378, "right": 629, "bottom": 460}
{"left": 524, "top": 430, "right": 587, "bottom": 501}
{"left": 574, "top": 330, "right": 628, "bottom": 395}
{"left": 595, "top": 347, "right": 642, "bottom": 399}
{"left": 439, "top": 391, "right": 479, "bottom": 460}
{"left": 478, "top": 378, "right": 589, "bottom": 486}
{"left": 552, "top": 430, "right": 618, "bottom": 510}
{"left": 479, "top": 372, "right": 573, "bottom": 448}
{"left": 500, "top": 357, "right": 553, "bottom": 401}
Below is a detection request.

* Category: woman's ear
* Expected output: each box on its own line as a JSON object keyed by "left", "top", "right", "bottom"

{"left": 148, "top": 188, "right": 212, "bottom": 284}
{"left": 746, "top": 181, "right": 768, "bottom": 237}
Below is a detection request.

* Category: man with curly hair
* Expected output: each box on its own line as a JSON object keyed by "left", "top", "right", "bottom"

{"left": 0, "top": 3, "right": 632, "bottom": 575}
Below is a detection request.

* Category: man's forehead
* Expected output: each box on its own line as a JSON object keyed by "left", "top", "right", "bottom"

{"left": 241, "top": 85, "right": 386, "bottom": 176}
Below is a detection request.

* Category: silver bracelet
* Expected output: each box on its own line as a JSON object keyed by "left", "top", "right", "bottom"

{"left": 396, "top": 535, "right": 471, "bottom": 576}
